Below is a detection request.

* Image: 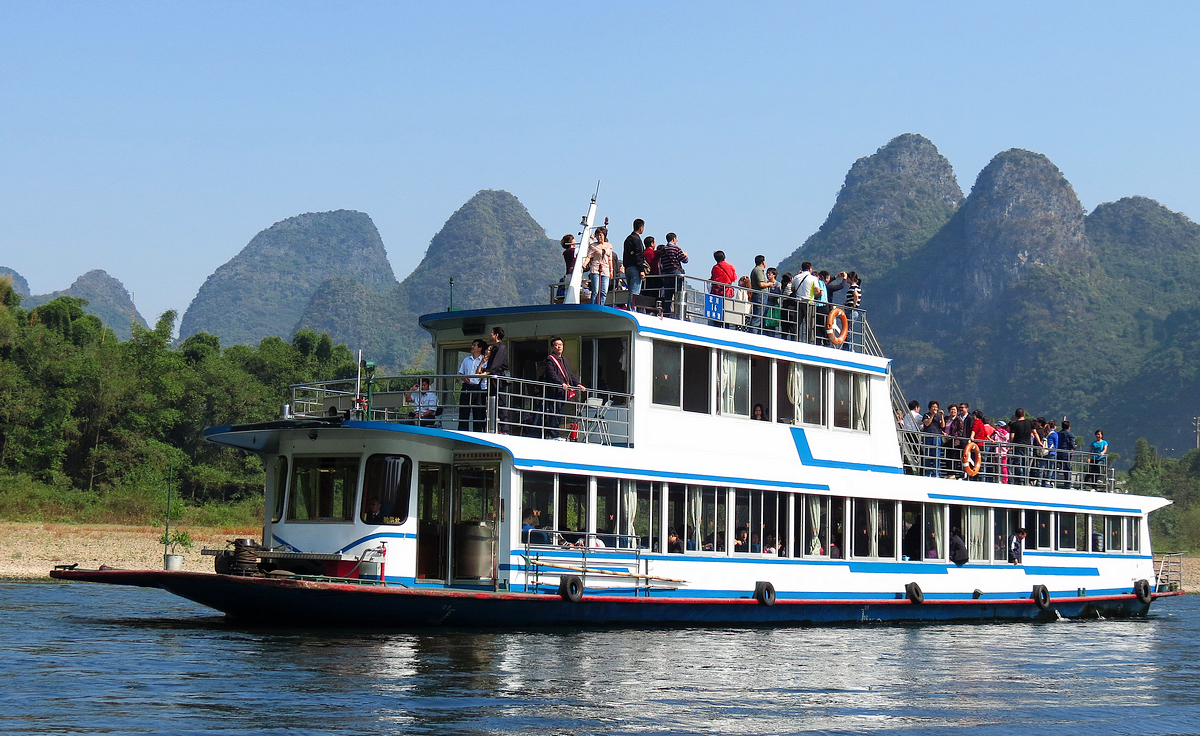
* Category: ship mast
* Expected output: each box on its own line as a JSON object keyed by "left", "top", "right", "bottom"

{"left": 563, "top": 183, "right": 599, "bottom": 305}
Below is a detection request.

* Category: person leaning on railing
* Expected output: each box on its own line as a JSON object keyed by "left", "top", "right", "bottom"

{"left": 543, "top": 336, "right": 586, "bottom": 440}
{"left": 657, "top": 233, "right": 688, "bottom": 317}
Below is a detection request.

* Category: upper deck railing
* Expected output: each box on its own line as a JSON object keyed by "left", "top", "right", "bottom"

{"left": 550, "top": 274, "right": 883, "bottom": 357}
{"left": 291, "top": 374, "right": 633, "bottom": 447}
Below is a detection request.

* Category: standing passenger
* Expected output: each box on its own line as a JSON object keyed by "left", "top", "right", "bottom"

{"left": 749, "top": 255, "right": 769, "bottom": 333}
{"left": 479, "top": 326, "right": 511, "bottom": 433}
{"left": 1008, "top": 528, "right": 1027, "bottom": 564}
{"left": 657, "top": 233, "right": 689, "bottom": 317}
{"left": 622, "top": 219, "right": 648, "bottom": 297}
{"left": 1057, "top": 419, "right": 1076, "bottom": 488}
{"left": 1088, "top": 430, "right": 1109, "bottom": 487}
{"left": 586, "top": 227, "right": 614, "bottom": 305}
{"left": 457, "top": 339, "right": 487, "bottom": 432}
{"left": 543, "top": 337, "right": 586, "bottom": 439}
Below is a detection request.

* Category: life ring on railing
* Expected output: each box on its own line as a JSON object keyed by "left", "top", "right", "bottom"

{"left": 1032, "top": 584, "right": 1050, "bottom": 610}
{"left": 1134, "top": 579, "right": 1152, "bottom": 604}
{"left": 962, "top": 442, "right": 983, "bottom": 477}
{"left": 826, "top": 307, "right": 850, "bottom": 345}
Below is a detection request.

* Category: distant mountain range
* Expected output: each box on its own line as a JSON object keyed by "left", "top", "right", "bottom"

{"left": 6, "top": 135, "right": 1198, "bottom": 457}
{"left": 0, "top": 269, "right": 147, "bottom": 341}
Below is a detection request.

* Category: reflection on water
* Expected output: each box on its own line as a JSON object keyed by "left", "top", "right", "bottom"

{"left": 2, "top": 581, "right": 1199, "bottom": 734}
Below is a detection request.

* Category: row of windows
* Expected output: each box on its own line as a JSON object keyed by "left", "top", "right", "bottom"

{"left": 650, "top": 340, "right": 870, "bottom": 431}
{"left": 521, "top": 471, "right": 1143, "bottom": 559}
{"left": 270, "top": 454, "right": 412, "bottom": 525}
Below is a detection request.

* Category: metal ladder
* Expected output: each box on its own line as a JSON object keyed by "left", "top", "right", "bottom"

{"left": 1155, "top": 552, "right": 1184, "bottom": 592}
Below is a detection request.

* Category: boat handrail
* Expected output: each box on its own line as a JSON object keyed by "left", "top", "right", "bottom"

{"left": 548, "top": 274, "right": 882, "bottom": 356}
{"left": 291, "top": 373, "right": 634, "bottom": 447}
{"left": 898, "top": 426, "right": 1117, "bottom": 492}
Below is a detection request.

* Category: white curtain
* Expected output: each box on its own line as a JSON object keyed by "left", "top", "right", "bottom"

{"left": 808, "top": 495, "right": 823, "bottom": 555}
{"left": 689, "top": 486, "right": 702, "bottom": 550}
{"left": 929, "top": 503, "right": 944, "bottom": 559}
{"left": 853, "top": 374, "right": 870, "bottom": 431}
{"left": 721, "top": 352, "right": 738, "bottom": 415}
{"left": 969, "top": 506, "right": 988, "bottom": 561}
{"left": 868, "top": 500, "right": 879, "bottom": 557}
{"left": 622, "top": 480, "right": 637, "bottom": 540}
{"left": 788, "top": 364, "right": 803, "bottom": 422}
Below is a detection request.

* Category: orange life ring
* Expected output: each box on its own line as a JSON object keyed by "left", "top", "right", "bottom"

{"left": 962, "top": 441, "right": 982, "bottom": 477}
{"left": 826, "top": 307, "right": 849, "bottom": 345}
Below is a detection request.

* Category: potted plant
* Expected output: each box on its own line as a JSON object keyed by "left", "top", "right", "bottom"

{"left": 161, "top": 530, "right": 193, "bottom": 570}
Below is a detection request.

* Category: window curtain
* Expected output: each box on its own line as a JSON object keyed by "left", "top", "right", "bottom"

{"left": 929, "top": 503, "right": 944, "bottom": 559}
{"left": 853, "top": 374, "right": 869, "bottom": 431}
{"left": 622, "top": 480, "right": 637, "bottom": 541}
{"left": 968, "top": 506, "right": 988, "bottom": 560}
{"left": 788, "top": 363, "right": 803, "bottom": 421}
{"left": 689, "top": 486, "right": 702, "bottom": 549}
{"left": 721, "top": 352, "right": 738, "bottom": 415}
{"left": 808, "top": 495, "right": 823, "bottom": 555}
{"left": 867, "top": 500, "right": 879, "bottom": 557}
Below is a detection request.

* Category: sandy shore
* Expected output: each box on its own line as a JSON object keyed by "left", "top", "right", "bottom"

{"left": 0, "top": 523, "right": 258, "bottom": 579}
{"left": 3, "top": 522, "right": 1196, "bottom": 589}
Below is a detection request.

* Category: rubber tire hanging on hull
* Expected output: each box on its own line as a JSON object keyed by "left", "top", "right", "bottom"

{"left": 1134, "top": 579, "right": 1152, "bottom": 604}
{"left": 905, "top": 582, "right": 924, "bottom": 604}
{"left": 1032, "top": 584, "right": 1050, "bottom": 610}
{"left": 754, "top": 581, "right": 776, "bottom": 606}
{"left": 559, "top": 576, "right": 584, "bottom": 603}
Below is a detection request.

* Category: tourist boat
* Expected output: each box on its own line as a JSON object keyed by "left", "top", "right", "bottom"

{"left": 53, "top": 196, "right": 1185, "bottom": 625}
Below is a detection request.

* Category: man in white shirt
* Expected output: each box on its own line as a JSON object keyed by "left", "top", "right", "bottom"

{"left": 457, "top": 339, "right": 487, "bottom": 431}
{"left": 409, "top": 378, "right": 439, "bottom": 427}
{"left": 793, "top": 262, "right": 820, "bottom": 344}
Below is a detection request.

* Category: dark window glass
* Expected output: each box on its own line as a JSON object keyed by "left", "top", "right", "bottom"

{"left": 272, "top": 456, "right": 287, "bottom": 523}
{"left": 652, "top": 341, "right": 681, "bottom": 406}
{"left": 362, "top": 454, "right": 412, "bottom": 525}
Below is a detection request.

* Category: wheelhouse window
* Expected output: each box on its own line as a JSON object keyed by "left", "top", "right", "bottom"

{"left": 288, "top": 456, "right": 359, "bottom": 522}
{"left": 361, "top": 454, "right": 412, "bottom": 525}
{"left": 1126, "top": 517, "right": 1141, "bottom": 552}
{"left": 652, "top": 340, "right": 682, "bottom": 407}
{"left": 271, "top": 456, "right": 287, "bottom": 523}
{"left": 1106, "top": 516, "right": 1122, "bottom": 553}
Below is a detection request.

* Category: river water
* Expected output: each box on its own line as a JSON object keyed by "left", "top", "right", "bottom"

{"left": 2, "top": 581, "right": 1198, "bottom": 735}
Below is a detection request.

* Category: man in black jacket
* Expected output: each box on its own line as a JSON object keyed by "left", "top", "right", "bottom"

{"left": 481, "top": 326, "right": 510, "bottom": 433}
{"left": 623, "top": 218, "right": 647, "bottom": 297}
{"left": 543, "top": 337, "right": 586, "bottom": 438}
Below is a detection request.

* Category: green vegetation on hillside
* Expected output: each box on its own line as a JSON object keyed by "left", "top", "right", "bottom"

{"left": 0, "top": 279, "right": 356, "bottom": 526}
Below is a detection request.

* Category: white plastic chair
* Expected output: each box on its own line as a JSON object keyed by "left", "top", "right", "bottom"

{"left": 581, "top": 397, "right": 612, "bottom": 445}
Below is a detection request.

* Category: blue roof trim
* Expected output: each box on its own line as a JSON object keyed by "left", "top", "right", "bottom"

{"left": 419, "top": 303, "right": 635, "bottom": 328}
{"left": 205, "top": 425, "right": 233, "bottom": 437}
{"left": 511, "top": 457, "right": 830, "bottom": 492}
{"left": 637, "top": 323, "right": 889, "bottom": 373}
{"left": 927, "top": 493, "right": 1143, "bottom": 514}
{"left": 1022, "top": 566, "right": 1100, "bottom": 576}
{"left": 340, "top": 420, "right": 510, "bottom": 451}
{"left": 791, "top": 427, "right": 903, "bottom": 474}
{"left": 1025, "top": 551, "right": 1152, "bottom": 560}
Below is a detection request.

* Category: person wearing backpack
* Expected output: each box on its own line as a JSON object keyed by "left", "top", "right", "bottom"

{"left": 1057, "top": 419, "right": 1077, "bottom": 489}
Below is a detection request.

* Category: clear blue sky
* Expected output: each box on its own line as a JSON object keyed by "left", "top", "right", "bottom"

{"left": 2, "top": 2, "right": 1197, "bottom": 327}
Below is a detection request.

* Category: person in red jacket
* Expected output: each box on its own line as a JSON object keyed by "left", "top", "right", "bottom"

{"left": 710, "top": 250, "right": 737, "bottom": 296}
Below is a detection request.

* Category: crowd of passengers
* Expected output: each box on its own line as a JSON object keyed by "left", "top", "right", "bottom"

{"left": 898, "top": 399, "right": 1111, "bottom": 487}
{"left": 561, "top": 219, "right": 863, "bottom": 343}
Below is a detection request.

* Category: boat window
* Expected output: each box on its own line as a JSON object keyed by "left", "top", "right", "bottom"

{"left": 596, "top": 477, "right": 621, "bottom": 546}
{"left": 521, "top": 472, "right": 555, "bottom": 543}
{"left": 993, "top": 508, "right": 1021, "bottom": 561}
{"left": 762, "top": 491, "right": 786, "bottom": 556}
{"left": 924, "top": 503, "right": 944, "bottom": 560}
{"left": 796, "top": 364, "right": 825, "bottom": 426}
{"left": 556, "top": 474, "right": 589, "bottom": 544}
{"left": 829, "top": 497, "right": 845, "bottom": 559}
{"left": 1091, "top": 516, "right": 1106, "bottom": 552}
{"left": 361, "top": 454, "right": 412, "bottom": 525}
{"left": 718, "top": 351, "right": 750, "bottom": 417}
{"left": 667, "top": 486, "right": 686, "bottom": 552}
{"left": 1031, "top": 510, "right": 1052, "bottom": 550}
{"left": 750, "top": 356, "right": 771, "bottom": 422}
{"left": 733, "top": 490, "right": 751, "bottom": 552}
{"left": 288, "top": 456, "right": 359, "bottom": 522}
{"left": 1106, "top": 516, "right": 1122, "bottom": 553}
{"left": 1126, "top": 517, "right": 1140, "bottom": 552}
{"left": 695, "top": 486, "right": 726, "bottom": 553}
{"left": 967, "top": 506, "right": 988, "bottom": 561}
{"left": 634, "top": 481, "right": 663, "bottom": 552}
{"left": 902, "top": 502, "right": 922, "bottom": 560}
{"left": 271, "top": 456, "right": 287, "bottom": 523}
{"left": 775, "top": 361, "right": 795, "bottom": 424}
{"left": 832, "top": 371, "right": 870, "bottom": 431}
{"left": 652, "top": 341, "right": 682, "bottom": 407}
{"left": 682, "top": 345, "right": 710, "bottom": 414}
{"left": 802, "top": 495, "right": 829, "bottom": 557}
{"left": 581, "top": 337, "right": 630, "bottom": 395}
{"left": 851, "top": 499, "right": 894, "bottom": 558}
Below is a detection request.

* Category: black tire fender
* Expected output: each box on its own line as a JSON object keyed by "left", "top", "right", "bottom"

{"left": 905, "top": 582, "right": 924, "bottom": 604}
{"left": 1032, "top": 584, "right": 1050, "bottom": 610}
{"left": 558, "top": 575, "right": 584, "bottom": 603}
{"left": 1134, "top": 579, "right": 1152, "bottom": 604}
{"left": 754, "top": 581, "right": 776, "bottom": 606}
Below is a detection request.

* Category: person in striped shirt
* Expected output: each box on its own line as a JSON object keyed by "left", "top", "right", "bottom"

{"left": 842, "top": 271, "right": 862, "bottom": 351}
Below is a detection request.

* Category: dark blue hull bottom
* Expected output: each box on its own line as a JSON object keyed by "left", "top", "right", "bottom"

{"left": 51, "top": 569, "right": 1172, "bottom": 627}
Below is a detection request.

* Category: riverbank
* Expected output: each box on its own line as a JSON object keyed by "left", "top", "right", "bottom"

{"left": 3, "top": 522, "right": 1197, "bottom": 589}
{"left": 0, "top": 523, "right": 257, "bottom": 579}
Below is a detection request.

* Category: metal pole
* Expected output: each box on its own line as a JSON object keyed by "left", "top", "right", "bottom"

{"left": 564, "top": 183, "right": 600, "bottom": 305}
{"left": 163, "top": 466, "right": 174, "bottom": 558}
{"left": 1193, "top": 417, "right": 1200, "bottom": 449}
{"left": 449, "top": 277, "right": 454, "bottom": 311}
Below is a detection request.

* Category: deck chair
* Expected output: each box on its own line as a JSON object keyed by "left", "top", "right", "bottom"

{"left": 581, "top": 397, "right": 612, "bottom": 445}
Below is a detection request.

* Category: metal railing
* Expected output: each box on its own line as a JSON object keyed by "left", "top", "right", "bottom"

{"left": 896, "top": 427, "right": 1117, "bottom": 491}
{"left": 548, "top": 275, "right": 881, "bottom": 356}
{"left": 521, "top": 530, "right": 686, "bottom": 596}
{"left": 292, "top": 374, "right": 633, "bottom": 446}
{"left": 1155, "top": 552, "right": 1184, "bottom": 592}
